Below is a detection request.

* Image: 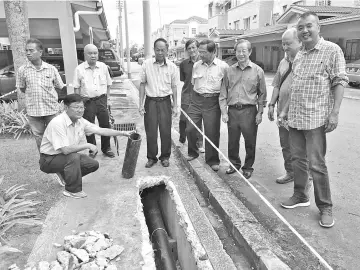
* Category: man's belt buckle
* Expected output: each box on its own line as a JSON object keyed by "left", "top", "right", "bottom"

{"left": 234, "top": 103, "right": 244, "bottom": 109}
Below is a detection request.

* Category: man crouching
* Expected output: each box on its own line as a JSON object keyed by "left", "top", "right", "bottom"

{"left": 39, "top": 94, "right": 132, "bottom": 199}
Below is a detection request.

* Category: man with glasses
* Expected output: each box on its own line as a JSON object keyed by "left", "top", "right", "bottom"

{"left": 73, "top": 44, "right": 114, "bottom": 158}
{"left": 179, "top": 39, "right": 204, "bottom": 152}
{"left": 219, "top": 39, "right": 267, "bottom": 179}
{"left": 139, "top": 38, "right": 179, "bottom": 168}
{"left": 39, "top": 94, "right": 132, "bottom": 199}
{"left": 186, "top": 39, "right": 228, "bottom": 171}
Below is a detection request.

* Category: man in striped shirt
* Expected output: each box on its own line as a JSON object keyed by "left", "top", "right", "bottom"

{"left": 139, "top": 38, "right": 179, "bottom": 168}
{"left": 278, "top": 12, "right": 348, "bottom": 228}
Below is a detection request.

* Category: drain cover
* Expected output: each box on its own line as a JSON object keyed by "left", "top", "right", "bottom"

{"left": 113, "top": 122, "right": 136, "bottom": 131}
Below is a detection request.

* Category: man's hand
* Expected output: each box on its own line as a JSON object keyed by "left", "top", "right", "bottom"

{"left": 268, "top": 106, "right": 275, "bottom": 121}
{"left": 255, "top": 112, "right": 263, "bottom": 125}
{"left": 324, "top": 112, "right": 339, "bottom": 133}
{"left": 139, "top": 106, "right": 146, "bottom": 116}
{"left": 172, "top": 105, "right": 179, "bottom": 117}
{"left": 107, "top": 97, "right": 112, "bottom": 106}
{"left": 88, "top": 144, "right": 98, "bottom": 155}
{"left": 222, "top": 113, "right": 229, "bottom": 123}
{"left": 122, "top": 130, "right": 135, "bottom": 137}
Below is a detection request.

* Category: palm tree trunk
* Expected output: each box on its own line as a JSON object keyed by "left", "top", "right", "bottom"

{"left": 3, "top": 0, "right": 30, "bottom": 111}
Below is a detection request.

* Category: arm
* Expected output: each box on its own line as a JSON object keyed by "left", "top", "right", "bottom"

{"left": 105, "top": 65, "right": 112, "bottom": 97}
{"left": 73, "top": 67, "right": 81, "bottom": 95}
{"left": 16, "top": 66, "right": 26, "bottom": 93}
{"left": 60, "top": 143, "right": 94, "bottom": 155}
{"left": 219, "top": 68, "right": 229, "bottom": 122}
{"left": 324, "top": 48, "right": 348, "bottom": 133}
{"left": 53, "top": 67, "right": 66, "bottom": 91}
{"left": 95, "top": 128, "right": 132, "bottom": 137}
{"left": 139, "top": 63, "right": 147, "bottom": 115}
{"left": 255, "top": 70, "right": 267, "bottom": 125}
{"left": 171, "top": 65, "right": 179, "bottom": 116}
{"left": 268, "top": 67, "right": 281, "bottom": 121}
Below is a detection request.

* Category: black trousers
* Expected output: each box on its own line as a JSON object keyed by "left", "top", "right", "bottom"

{"left": 144, "top": 96, "right": 172, "bottom": 161}
{"left": 179, "top": 104, "right": 203, "bottom": 147}
{"left": 279, "top": 126, "right": 293, "bottom": 174}
{"left": 186, "top": 93, "right": 221, "bottom": 166}
{"left": 83, "top": 95, "right": 111, "bottom": 153}
{"left": 39, "top": 153, "right": 99, "bottom": 193}
{"left": 227, "top": 105, "right": 258, "bottom": 172}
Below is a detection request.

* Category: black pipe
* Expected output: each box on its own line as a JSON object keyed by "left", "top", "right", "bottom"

{"left": 122, "top": 132, "right": 142, "bottom": 179}
{"left": 142, "top": 189, "right": 177, "bottom": 270}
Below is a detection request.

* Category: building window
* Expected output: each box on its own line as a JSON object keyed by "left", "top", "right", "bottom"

{"left": 234, "top": 20, "right": 240, "bottom": 30}
{"left": 345, "top": 39, "right": 360, "bottom": 61}
{"left": 315, "top": 0, "right": 331, "bottom": 5}
{"left": 253, "top": 15, "right": 257, "bottom": 20}
{"left": 243, "top": 17, "right": 250, "bottom": 30}
{"left": 192, "top": 28, "right": 196, "bottom": 34}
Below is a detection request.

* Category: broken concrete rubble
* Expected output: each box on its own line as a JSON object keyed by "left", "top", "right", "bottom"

{"left": 9, "top": 231, "right": 124, "bottom": 270}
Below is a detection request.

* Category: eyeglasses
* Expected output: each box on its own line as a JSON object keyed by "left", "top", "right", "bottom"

{"left": 69, "top": 106, "right": 85, "bottom": 111}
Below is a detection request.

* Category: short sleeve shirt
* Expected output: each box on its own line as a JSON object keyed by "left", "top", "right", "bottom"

{"left": 73, "top": 61, "right": 112, "bottom": 98}
{"left": 16, "top": 61, "right": 65, "bottom": 116}
{"left": 140, "top": 58, "right": 179, "bottom": 97}
{"left": 179, "top": 56, "right": 199, "bottom": 105}
{"left": 40, "top": 112, "right": 100, "bottom": 155}
{"left": 192, "top": 58, "right": 228, "bottom": 94}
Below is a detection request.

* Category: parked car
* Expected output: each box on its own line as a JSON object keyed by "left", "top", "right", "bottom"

{"left": 77, "top": 48, "right": 122, "bottom": 77}
{"left": 223, "top": 55, "right": 264, "bottom": 70}
{"left": 346, "top": 59, "right": 360, "bottom": 87}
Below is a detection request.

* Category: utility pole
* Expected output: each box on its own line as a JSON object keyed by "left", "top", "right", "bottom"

{"left": 142, "top": 0, "right": 151, "bottom": 59}
{"left": 124, "top": 0, "right": 131, "bottom": 79}
{"left": 3, "top": 0, "right": 30, "bottom": 111}
{"left": 117, "top": 0, "right": 124, "bottom": 67}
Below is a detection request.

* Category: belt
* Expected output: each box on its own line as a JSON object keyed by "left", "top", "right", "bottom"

{"left": 86, "top": 94, "right": 107, "bottom": 101}
{"left": 194, "top": 92, "right": 219, "bottom": 98}
{"left": 146, "top": 95, "right": 170, "bottom": 101}
{"left": 229, "top": 103, "right": 256, "bottom": 109}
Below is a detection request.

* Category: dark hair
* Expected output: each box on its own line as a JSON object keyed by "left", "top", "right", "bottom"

{"left": 63, "top": 94, "right": 83, "bottom": 106}
{"left": 185, "top": 39, "right": 200, "bottom": 50}
{"left": 199, "top": 39, "right": 216, "bottom": 53}
{"left": 26, "top": 38, "right": 43, "bottom": 51}
{"left": 234, "top": 39, "right": 252, "bottom": 51}
{"left": 154, "top": 38, "right": 169, "bottom": 49}
{"left": 298, "top": 11, "right": 319, "bottom": 23}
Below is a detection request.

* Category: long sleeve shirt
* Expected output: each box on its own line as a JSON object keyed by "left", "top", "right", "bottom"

{"left": 219, "top": 61, "right": 267, "bottom": 114}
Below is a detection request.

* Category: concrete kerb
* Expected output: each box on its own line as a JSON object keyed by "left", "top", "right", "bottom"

{"left": 171, "top": 129, "right": 290, "bottom": 270}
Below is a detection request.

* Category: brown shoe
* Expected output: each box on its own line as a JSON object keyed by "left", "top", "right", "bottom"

{"left": 161, "top": 159, "right": 170, "bottom": 167}
{"left": 276, "top": 173, "right": 294, "bottom": 184}
{"left": 145, "top": 159, "right": 157, "bottom": 168}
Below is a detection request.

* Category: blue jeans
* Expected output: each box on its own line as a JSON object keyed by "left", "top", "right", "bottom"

{"left": 289, "top": 126, "right": 332, "bottom": 210}
{"left": 28, "top": 114, "right": 58, "bottom": 150}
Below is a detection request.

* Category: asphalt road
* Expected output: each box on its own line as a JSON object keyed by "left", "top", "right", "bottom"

{"left": 127, "top": 61, "right": 360, "bottom": 269}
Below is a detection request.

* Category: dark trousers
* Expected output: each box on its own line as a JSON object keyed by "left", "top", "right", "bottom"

{"left": 179, "top": 104, "right": 203, "bottom": 147}
{"left": 289, "top": 126, "right": 332, "bottom": 210}
{"left": 144, "top": 96, "right": 172, "bottom": 161}
{"left": 227, "top": 106, "right": 258, "bottom": 172}
{"left": 279, "top": 126, "right": 293, "bottom": 174}
{"left": 39, "top": 153, "right": 99, "bottom": 193}
{"left": 186, "top": 93, "right": 221, "bottom": 166}
{"left": 83, "top": 95, "right": 111, "bottom": 153}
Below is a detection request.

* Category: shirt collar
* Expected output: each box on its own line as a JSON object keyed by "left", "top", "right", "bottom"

{"left": 26, "top": 60, "right": 49, "bottom": 70}
{"left": 302, "top": 37, "right": 324, "bottom": 53}
{"left": 201, "top": 57, "right": 219, "bottom": 67}
{"left": 234, "top": 60, "right": 253, "bottom": 70}
{"left": 153, "top": 57, "right": 167, "bottom": 66}
{"left": 188, "top": 55, "right": 200, "bottom": 64}
{"left": 84, "top": 61, "right": 99, "bottom": 69}
{"left": 63, "top": 111, "right": 79, "bottom": 127}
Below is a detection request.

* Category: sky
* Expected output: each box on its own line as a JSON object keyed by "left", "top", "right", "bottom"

{"left": 102, "top": 0, "right": 209, "bottom": 46}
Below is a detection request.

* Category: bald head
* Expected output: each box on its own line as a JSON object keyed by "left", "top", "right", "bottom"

{"left": 282, "top": 27, "right": 302, "bottom": 60}
{"left": 84, "top": 44, "right": 98, "bottom": 66}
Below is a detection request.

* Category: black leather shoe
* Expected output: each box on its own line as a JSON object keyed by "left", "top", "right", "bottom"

{"left": 145, "top": 159, "right": 157, "bottom": 168}
{"left": 242, "top": 171, "right": 252, "bottom": 179}
{"left": 179, "top": 137, "right": 186, "bottom": 143}
{"left": 103, "top": 150, "right": 115, "bottom": 158}
{"left": 161, "top": 159, "right": 170, "bottom": 167}
{"left": 226, "top": 167, "right": 238, "bottom": 174}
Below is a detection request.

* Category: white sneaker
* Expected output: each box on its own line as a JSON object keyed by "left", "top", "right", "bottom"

{"left": 52, "top": 173, "right": 65, "bottom": 187}
{"left": 63, "top": 190, "right": 87, "bottom": 199}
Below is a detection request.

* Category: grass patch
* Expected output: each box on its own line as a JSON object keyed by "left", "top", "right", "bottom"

{"left": 0, "top": 136, "right": 62, "bottom": 268}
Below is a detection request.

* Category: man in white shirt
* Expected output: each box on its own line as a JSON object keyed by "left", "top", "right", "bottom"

{"left": 73, "top": 44, "right": 114, "bottom": 158}
{"left": 39, "top": 94, "right": 132, "bottom": 199}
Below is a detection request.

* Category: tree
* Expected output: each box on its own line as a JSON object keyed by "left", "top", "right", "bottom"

{"left": 3, "top": 0, "right": 30, "bottom": 111}
{"left": 130, "top": 43, "right": 138, "bottom": 57}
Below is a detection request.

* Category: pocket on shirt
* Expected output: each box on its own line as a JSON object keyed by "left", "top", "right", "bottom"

{"left": 164, "top": 72, "right": 171, "bottom": 85}
{"left": 41, "top": 75, "right": 53, "bottom": 88}
{"left": 99, "top": 75, "right": 107, "bottom": 85}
